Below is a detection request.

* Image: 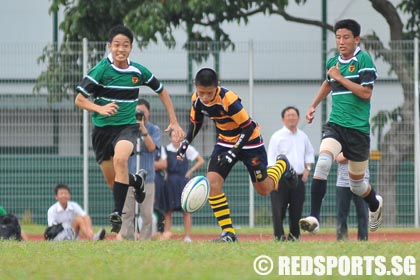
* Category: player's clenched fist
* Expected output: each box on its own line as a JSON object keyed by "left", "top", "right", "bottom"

{"left": 306, "top": 107, "right": 316, "bottom": 124}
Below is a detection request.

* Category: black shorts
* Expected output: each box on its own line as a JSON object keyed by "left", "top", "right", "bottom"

{"left": 208, "top": 145, "right": 268, "bottom": 183}
{"left": 322, "top": 122, "right": 370, "bottom": 161}
{"left": 92, "top": 124, "right": 138, "bottom": 164}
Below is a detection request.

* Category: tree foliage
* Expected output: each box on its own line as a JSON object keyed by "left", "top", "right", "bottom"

{"left": 398, "top": 0, "right": 420, "bottom": 38}
{"left": 49, "top": 0, "right": 134, "bottom": 42}
{"left": 36, "top": 0, "right": 295, "bottom": 102}
{"left": 48, "top": 0, "right": 330, "bottom": 49}
{"left": 48, "top": 0, "right": 419, "bottom": 46}
{"left": 38, "top": 0, "right": 418, "bottom": 104}
{"left": 39, "top": 0, "right": 418, "bottom": 103}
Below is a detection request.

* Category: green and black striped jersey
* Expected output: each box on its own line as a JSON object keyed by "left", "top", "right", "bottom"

{"left": 76, "top": 53, "right": 163, "bottom": 127}
{"left": 326, "top": 47, "right": 377, "bottom": 134}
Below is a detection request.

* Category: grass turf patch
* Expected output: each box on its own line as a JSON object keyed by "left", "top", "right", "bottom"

{"left": 0, "top": 240, "right": 418, "bottom": 279}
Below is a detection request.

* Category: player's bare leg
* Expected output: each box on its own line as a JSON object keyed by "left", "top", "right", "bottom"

{"left": 254, "top": 154, "right": 297, "bottom": 195}
{"left": 207, "top": 172, "right": 238, "bottom": 242}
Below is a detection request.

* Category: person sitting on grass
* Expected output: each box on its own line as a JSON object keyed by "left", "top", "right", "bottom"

{"left": 0, "top": 204, "right": 28, "bottom": 241}
{"left": 47, "top": 184, "right": 106, "bottom": 241}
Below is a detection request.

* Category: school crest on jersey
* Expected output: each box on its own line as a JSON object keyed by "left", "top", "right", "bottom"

{"left": 132, "top": 76, "right": 139, "bottom": 84}
{"left": 349, "top": 64, "right": 355, "bottom": 72}
{"left": 251, "top": 157, "right": 260, "bottom": 166}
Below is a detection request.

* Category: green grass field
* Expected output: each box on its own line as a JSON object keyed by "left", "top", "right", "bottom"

{"left": 19, "top": 223, "right": 420, "bottom": 235}
{"left": 0, "top": 241, "right": 418, "bottom": 279}
{"left": 1, "top": 226, "right": 419, "bottom": 280}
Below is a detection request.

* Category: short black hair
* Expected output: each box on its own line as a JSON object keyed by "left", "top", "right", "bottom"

{"left": 194, "top": 68, "right": 218, "bottom": 87}
{"left": 334, "top": 19, "right": 361, "bottom": 37}
{"left": 108, "top": 25, "right": 134, "bottom": 44}
{"left": 54, "top": 184, "right": 71, "bottom": 195}
{"left": 281, "top": 106, "right": 300, "bottom": 118}
{"left": 137, "top": 98, "right": 150, "bottom": 111}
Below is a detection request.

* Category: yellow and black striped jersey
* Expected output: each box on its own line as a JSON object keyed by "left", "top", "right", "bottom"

{"left": 190, "top": 86, "right": 263, "bottom": 149}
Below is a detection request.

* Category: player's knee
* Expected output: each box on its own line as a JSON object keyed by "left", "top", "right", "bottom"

{"left": 72, "top": 216, "right": 83, "bottom": 229}
{"left": 348, "top": 160, "right": 368, "bottom": 175}
{"left": 113, "top": 156, "right": 128, "bottom": 170}
{"left": 313, "top": 153, "right": 333, "bottom": 180}
{"left": 349, "top": 178, "right": 368, "bottom": 196}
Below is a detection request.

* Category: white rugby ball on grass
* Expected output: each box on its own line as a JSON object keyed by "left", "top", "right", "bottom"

{"left": 181, "top": 175, "right": 210, "bottom": 213}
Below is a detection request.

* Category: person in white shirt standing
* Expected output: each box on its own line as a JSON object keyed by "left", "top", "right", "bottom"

{"left": 267, "top": 106, "right": 315, "bottom": 241}
{"left": 47, "top": 184, "right": 105, "bottom": 241}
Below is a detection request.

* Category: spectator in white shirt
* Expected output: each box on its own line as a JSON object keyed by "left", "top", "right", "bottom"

{"left": 267, "top": 106, "right": 315, "bottom": 241}
{"left": 47, "top": 184, "right": 105, "bottom": 241}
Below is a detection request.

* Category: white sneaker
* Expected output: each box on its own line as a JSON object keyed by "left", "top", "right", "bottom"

{"left": 184, "top": 236, "right": 192, "bottom": 243}
{"left": 369, "top": 195, "right": 383, "bottom": 232}
{"left": 299, "top": 216, "right": 320, "bottom": 234}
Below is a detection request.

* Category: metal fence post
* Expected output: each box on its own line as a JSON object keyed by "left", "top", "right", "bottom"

{"left": 82, "top": 38, "right": 89, "bottom": 213}
{"left": 414, "top": 37, "right": 419, "bottom": 227}
{"left": 248, "top": 39, "right": 255, "bottom": 228}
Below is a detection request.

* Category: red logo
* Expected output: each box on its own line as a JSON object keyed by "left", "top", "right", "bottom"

{"left": 349, "top": 65, "right": 355, "bottom": 72}
{"left": 132, "top": 76, "right": 139, "bottom": 84}
{"left": 251, "top": 157, "right": 260, "bottom": 166}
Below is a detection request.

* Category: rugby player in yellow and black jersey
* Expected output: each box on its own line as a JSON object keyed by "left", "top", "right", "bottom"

{"left": 176, "top": 68, "right": 297, "bottom": 242}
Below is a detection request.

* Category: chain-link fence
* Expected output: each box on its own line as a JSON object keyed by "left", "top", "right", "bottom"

{"left": 0, "top": 39, "right": 417, "bottom": 229}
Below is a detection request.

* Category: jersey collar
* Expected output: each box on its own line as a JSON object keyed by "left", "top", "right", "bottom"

{"left": 338, "top": 46, "right": 361, "bottom": 64}
{"left": 107, "top": 53, "right": 131, "bottom": 67}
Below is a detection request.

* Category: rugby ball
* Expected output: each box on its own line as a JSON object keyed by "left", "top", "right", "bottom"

{"left": 181, "top": 176, "right": 210, "bottom": 213}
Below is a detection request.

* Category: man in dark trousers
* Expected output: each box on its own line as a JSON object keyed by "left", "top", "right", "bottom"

{"left": 268, "top": 106, "right": 314, "bottom": 241}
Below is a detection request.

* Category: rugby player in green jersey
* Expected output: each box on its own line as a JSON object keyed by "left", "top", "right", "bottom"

{"left": 75, "top": 25, "right": 185, "bottom": 233}
{"left": 299, "top": 19, "right": 383, "bottom": 235}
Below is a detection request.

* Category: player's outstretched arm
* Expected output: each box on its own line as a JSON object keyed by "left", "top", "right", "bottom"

{"left": 306, "top": 81, "right": 331, "bottom": 124}
{"left": 158, "top": 88, "right": 185, "bottom": 142}
{"left": 177, "top": 120, "right": 203, "bottom": 160}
